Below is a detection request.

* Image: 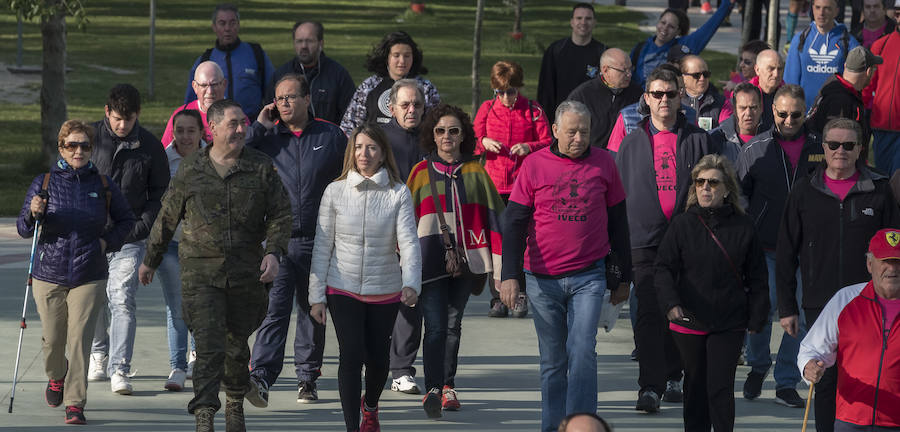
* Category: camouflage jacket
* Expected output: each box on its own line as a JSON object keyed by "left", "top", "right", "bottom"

{"left": 143, "top": 145, "right": 291, "bottom": 285}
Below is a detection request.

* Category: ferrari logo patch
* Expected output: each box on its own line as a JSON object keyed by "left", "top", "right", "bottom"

{"left": 886, "top": 231, "right": 900, "bottom": 247}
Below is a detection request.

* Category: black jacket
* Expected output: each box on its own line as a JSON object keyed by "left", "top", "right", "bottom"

{"left": 380, "top": 119, "right": 424, "bottom": 183}
{"left": 710, "top": 116, "right": 762, "bottom": 162}
{"left": 90, "top": 118, "right": 169, "bottom": 243}
{"left": 246, "top": 118, "right": 347, "bottom": 238}
{"left": 806, "top": 74, "right": 870, "bottom": 146}
{"left": 776, "top": 163, "right": 900, "bottom": 316}
{"left": 682, "top": 84, "right": 726, "bottom": 130}
{"left": 566, "top": 77, "right": 643, "bottom": 148}
{"left": 270, "top": 52, "right": 355, "bottom": 125}
{"left": 736, "top": 126, "right": 823, "bottom": 250}
{"left": 615, "top": 114, "right": 719, "bottom": 249}
{"left": 537, "top": 37, "right": 607, "bottom": 124}
{"left": 656, "top": 204, "right": 769, "bottom": 333}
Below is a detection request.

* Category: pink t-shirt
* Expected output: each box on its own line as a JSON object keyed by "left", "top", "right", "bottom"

{"left": 862, "top": 24, "right": 886, "bottom": 49}
{"left": 292, "top": 129, "right": 303, "bottom": 137}
{"left": 607, "top": 114, "right": 627, "bottom": 153}
{"left": 739, "top": 134, "right": 756, "bottom": 144}
{"left": 669, "top": 322, "right": 709, "bottom": 335}
{"left": 878, "top": 296, "right": 900, "bottom": 329}
{"left": 778, "top": 136, "right": 805, "bottom": 172}
{"left": 326, "top": 286, "right": 401, "bottom": 305}
{"left": 824, "top": 171, "right": 860, "bottom": 201}
{"left": 649, "top": 124, "right": 678, "bottom": 220}
{"left": 508, "top": 147, "right": 626, "bottom": 276}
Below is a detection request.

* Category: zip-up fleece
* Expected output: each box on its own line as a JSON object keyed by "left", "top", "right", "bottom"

{"left": 776, "top": 163, "right": 900, "bottom": 316}
{"left": 566, "top": 76, "right": 642, "bottom": 148}
{"left": 799, "top": 281, "right": 900, "bottom": 428}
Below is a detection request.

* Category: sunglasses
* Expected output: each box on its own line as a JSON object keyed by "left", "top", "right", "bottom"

{"left": 434, "top": 126, "right": 462, "bottom": 137}
{"left": 825, "top": 140, "right": 858, "bottom": 151}
{"left": 647, "top": 90, "right": 680, "bottom": 100}
{"left": 683, "top": 71, "right": 711, "bottom": 80}
{"left": 60, "top": 141, "right": 93, "bottom": 152}
{"left": 694, "top": 177, "right": 722, "bottom": 187}
{"left": 776, "top": 110, "right": 803, "bottom": 120}
{"left": 493, "top": 88, "right": 518, "bottom": 97}
{"left": 740, "top": 58, "right": 755, "bottom": 66}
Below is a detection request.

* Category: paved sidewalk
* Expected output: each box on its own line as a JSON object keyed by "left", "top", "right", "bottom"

{"left": 0, "top": 217, "right": 811, "bottom": 431}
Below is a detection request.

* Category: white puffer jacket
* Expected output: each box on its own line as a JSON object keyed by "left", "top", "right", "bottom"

{"left": 308, "top": 168, "right": 421, "bottom": 305}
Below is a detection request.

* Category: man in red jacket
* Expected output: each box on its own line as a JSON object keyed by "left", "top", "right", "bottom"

{"left": 867, "top": 26, "right": 900, "bottom": 176}
{"left": 799, "top": 228, "right": 900, "bottom": 431}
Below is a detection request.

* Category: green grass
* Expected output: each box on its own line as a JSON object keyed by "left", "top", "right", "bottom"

{"left": 0, "top": 0, "right": 736, "bottom": 215}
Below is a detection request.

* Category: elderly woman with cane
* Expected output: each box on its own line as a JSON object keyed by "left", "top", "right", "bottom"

{"left": 16, "top": 120, "right": 135, "bottom": 424}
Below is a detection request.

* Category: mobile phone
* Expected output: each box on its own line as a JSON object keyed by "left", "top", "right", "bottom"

{"left": 268, "top": 107, "right": 280, "bottom": 122}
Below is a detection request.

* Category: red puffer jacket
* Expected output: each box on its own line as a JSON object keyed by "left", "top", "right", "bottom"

{"left": 473, "top": 95, "right": 552, "bottom": 194}
{"left": 867, "top": 30, "right": 900, "bottom": 131}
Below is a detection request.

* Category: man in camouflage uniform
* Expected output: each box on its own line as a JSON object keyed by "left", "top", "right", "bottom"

{"left": 139, "top": 99, "right": 291, "bottom": 432}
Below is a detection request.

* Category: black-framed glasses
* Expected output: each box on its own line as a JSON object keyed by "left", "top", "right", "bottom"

{"left": 647, "top": 90, "right": 679, "bottom": 100}
{"left": 275, "top": 94, "right": 301, "bottom": 104}
{"left": 608, "top": 65, "right": 632, "bottom": 76}
{"left": 60, "top": 141, "right": 93, "bottom": 152}
{"left": 825, "top": 140, "right": 858, "bottom": 151}
{"left": 776, "top": 110, "right": 803, "bottom": 120}
{"left": 434, "top": 126, "right": 462, "bottom": 137}
{"left": 493, "top": 88, "right": 518, "bottom": 97}
{"left": 694, "top": 177, "right": 722, "bottom": 187}
{"left": 683, "top": 71, "right": 711, "bottom": 80}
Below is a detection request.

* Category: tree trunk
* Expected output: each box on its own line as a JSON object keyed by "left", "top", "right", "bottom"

{"left": 149, "top": 0, "right": 156, "bottom": 99}
{"left": 766, "top": 0, "right": 780, "bottom": 49}
{"left": 512, "top": 0, "right": 523, "bottom": 34}
{"left": 471, "top": 0, "right": 485, "bottom": 113}
{"left": 40, "top": 3, "right": 66, "bottom": 167}
{"left": 741, "top": 0, "right": 756, "bottom": 49}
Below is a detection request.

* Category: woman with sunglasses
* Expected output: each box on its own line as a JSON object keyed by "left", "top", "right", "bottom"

{"left": 473, "top": 60, "right": 551, "bottom": 318}
{"left": 655, "top": 154, "right": 769, "bottom": 432}
{"left": 17, "top": 120, "right": 135, "bottom": 424}
{"left": 407, "top": 104, "right": 505, "bottom": 418}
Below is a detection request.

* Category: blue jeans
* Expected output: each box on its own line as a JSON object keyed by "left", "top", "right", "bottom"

{"left": 744, "top": 250, "right": 806, "bottom": 389}
{"left": 91, "top": 240, "right": 145, "bottom": 375}
{"left": 156, "top": 241, "right": 195, "bottom": 371}
{"left": 873, "top": 130, "right": 900, "bottom": 177}
{"left": 525, "top": 261, "right": 606, "bottom": 432}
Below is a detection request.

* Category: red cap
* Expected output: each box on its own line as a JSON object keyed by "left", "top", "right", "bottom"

{"left": 868, "top": 228, "right": 900, "bottom": 260}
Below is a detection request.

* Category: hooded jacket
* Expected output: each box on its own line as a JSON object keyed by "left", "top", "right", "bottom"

{"left": 784, "top": 21, "right": 860, "bottom": 108}
{"left": 806, "top": 74, "right": 869, "bottom": 143}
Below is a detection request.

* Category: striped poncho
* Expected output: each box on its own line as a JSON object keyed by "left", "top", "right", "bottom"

{"left": 407, "top": 154, "right": 505, "bottom": 284}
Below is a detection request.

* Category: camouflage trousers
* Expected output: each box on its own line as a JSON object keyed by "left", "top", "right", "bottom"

{"left": 182, "top": 276, "right": 268, "bottom": 413}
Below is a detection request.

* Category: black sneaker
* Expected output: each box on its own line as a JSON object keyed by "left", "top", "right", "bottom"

{"left": 297, "top": 380, "right": 318, "bottom": 403}
{"left": 774, "top": 388, "right": 805, "bottom": 408}
{"left": 743, "top": 370, "right": 766, "bottom": 400}
{"left": 64, "top": 405, "right": 86, "bottom": 424}
{"left": 635, "top": 390, "right": 660, "bottom": 413}
{"left": 45, "top": 378, "right": 64, "bottom": 407}
{"left": 245, "top": 375, "right": 269, "bottom": 408}
{"left": 422, "top": 387, "right": 442, "bottom": 419}
{"left": 488, "top": 299, "right": 508, "bottom": 318}
{"left": 662, "top": 380, "right": 683, "bottom": 403}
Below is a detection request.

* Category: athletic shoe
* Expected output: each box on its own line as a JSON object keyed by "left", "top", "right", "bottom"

{"left": 774, "top": 388, "right": 805, "bottom": 408}
{"left": 195, "top": 407, "right": 215, "bottom": 432}
{"left": 441, "top": 385, "right": 460, "bottom": 411}
{"left": 360, "top": 397, "right": 380, "bottom": 432}
{"left": 45, "top": 378, "right": 64, "bottom": 407}
{"left": 423, "top": 387, "right": 442, "bottom": 418}
{"left": 743, "top": 370, "right": 765, "bottom": 400}
{"left": 186, "top": 350, "right": 196, "bottom": 379}
{"left": 165, "top": 368, "right": 186, "bottom": 391}
{"left": 662, "top": 379, "right": 683, "bottom": 403}
{"left": 87, "top": 353, "right": 107, "bottom": 381}
{"left": 391, "top": 375, "right": 420, "bottom": 394}
{"left": 297, "top": 380, "right": 318, "bottom": 403}
{"left": 225, "top": 395, "right": 246, "bottom": 432}
{"left": 64, "top": 406, "right": 86, "bottom": 424}
{"left": 511, "top": 294, "right": 528, "bottom": 318}
{"left": 245, "top": 375, "right": 269, "bottom": 408}
{"left": 110, "top": 371, "right": 133, "bottom": 395}
{"left": 635, "top": 390, "right": 660, "bottom": 413}
{"left": 488, "top": 300, "right": 508, "bottom": 318}
{"left": 701, "top": 1, "right": 713, "bottom": 13}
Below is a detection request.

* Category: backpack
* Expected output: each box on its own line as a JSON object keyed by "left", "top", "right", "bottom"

{"left": 796, "top": 25, "right": 850, "bottom": 66}
{"left": 200, "top": 42, "right": 266, "bottom": 98}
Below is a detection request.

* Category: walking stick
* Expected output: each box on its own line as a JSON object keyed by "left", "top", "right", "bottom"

{"left": 801, "top": 382, "right": 814, "bottom": 432}
{"left": 9, "top": 212, "right": 43, "bottom": 413}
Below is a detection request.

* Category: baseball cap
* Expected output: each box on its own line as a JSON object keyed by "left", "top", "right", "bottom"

{"left": 845, "top": 46, "right": 883, "bottom": 73}
{"left": 869, "top": 228, "right": 900, "bottom": 260}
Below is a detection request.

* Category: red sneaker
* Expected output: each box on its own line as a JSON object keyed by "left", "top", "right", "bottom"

{"left": 441, "top": 385, "right": 461, "bottom": 411}
{"left": 360, "top": 397, "right": 380, "bottom": 432}
{"left": 45, "top": 378, "right": 64, "bottom": 407}
{"left": 64, "top": 406, "right": 86, "bottom": 424}
{"left": 700, "top": 1, "right": 713, "bottom": 13}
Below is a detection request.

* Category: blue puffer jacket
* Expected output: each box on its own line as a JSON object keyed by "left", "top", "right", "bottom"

{"left": 17, "top": 161, "right": 136, "bottom": 287}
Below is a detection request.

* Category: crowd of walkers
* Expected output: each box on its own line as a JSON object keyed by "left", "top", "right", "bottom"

{"left": 14, "top": 1, "right": 900, "bottom": 431}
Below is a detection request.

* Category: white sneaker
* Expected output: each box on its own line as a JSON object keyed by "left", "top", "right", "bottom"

{"left": 111, "top": 371, "right": 133, "bottom": 395}
{"left": 165, "top": 368, "right": 187, "bottom": 391}
{"left": 88, "top": 353, "right": 108, "bottom": 381}
{"left": 186, "top": 350, "right": 196, "bottom": 379}
{"left": 390, "top": 375, "right": 421, "bottom": 394}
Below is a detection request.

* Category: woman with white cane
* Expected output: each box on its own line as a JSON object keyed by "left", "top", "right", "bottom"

{"left": 16, "top": 120, "right": 135, "bottom": 424}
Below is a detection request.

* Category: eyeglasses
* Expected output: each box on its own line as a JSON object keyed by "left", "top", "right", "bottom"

{"left": 647, "top": 90, "right": 680, "bottom": 100}
{"left": 396, "top": 101, "right": 424, "bottom": 110}
{"left": 683, "top": 71, "right": 711, "bottom": 80}
{"left": 434, "top": 126, "right": 462, "bottom": 137}
{"left": 60, "top": 141, "right": 92, "bottom": 152}
{"left": 740, "top": 58, "right": 755, "bottom": 66}
{"left": 825, "top": 140, "right": 858, "bottom": 151}
{"left": 493, "top": 88, "right": 518, "bottom": 97}
{"left": 694, "top": 177, "right": 722, "bottom": 187}
{"left": 608, "top": 66, "right": 632, "bottom": 76}
{"left": 275, "top": 94, "right": 301, "bottom": 104}
{"left": 776, "top": 110, "right": 803, "bottom": 119}
{"left": 194, "top": 80, "right": 224, "bottom": 90}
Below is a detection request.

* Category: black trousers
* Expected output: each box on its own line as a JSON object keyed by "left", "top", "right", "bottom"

{"left": 805, "top": 307, "right": 838, "bottom": 432}
{"left": 328, "top": 294, "right": 400, "bottom": 431}
{"left": 633, "top": 248, "right": 683, "bottom": 395}
{"left": 671, "top": 330, "right": 744, "bottom": 432}
{"left": 389, "top": 303, "right": 421, "bottom": 379}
